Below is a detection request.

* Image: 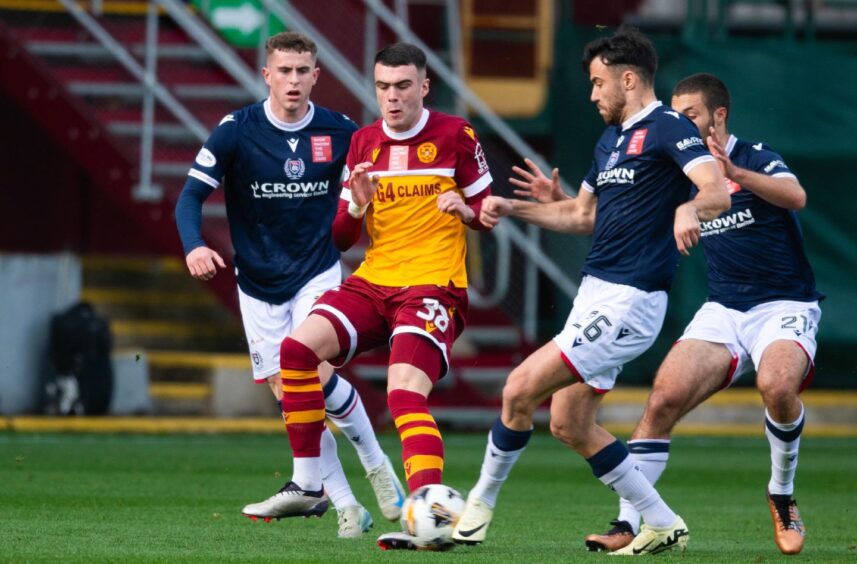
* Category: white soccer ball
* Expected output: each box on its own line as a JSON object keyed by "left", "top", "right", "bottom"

{"left": 403, "top": 484, "right": 466, "bottom": 550}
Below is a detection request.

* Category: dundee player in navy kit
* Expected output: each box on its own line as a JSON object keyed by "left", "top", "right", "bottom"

{"left": 586, "top": 73, "right": 822, "bottom": 555}
{"left": 451, "top": 28, "right": 730, "bottom": 554}
{"left": 174, "top": 32, "right": 404, "bottom": 539}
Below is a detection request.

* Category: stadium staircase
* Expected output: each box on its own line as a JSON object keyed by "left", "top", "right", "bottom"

{"left": 1, "top": 1, "right": 538, "bottom": 425}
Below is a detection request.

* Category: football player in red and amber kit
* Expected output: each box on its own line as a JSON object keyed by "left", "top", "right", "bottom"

{"left": 274, "top": 42, "right": 494, "bottom": 550}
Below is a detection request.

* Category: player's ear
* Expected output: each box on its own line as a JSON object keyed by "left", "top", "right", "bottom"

{"left": 623, "top": 69, "right": 635, "bottom": 90}
{"left": 421, "top": 77, "right": 430, "bottom": 98}
{"left": 714, "top": 106, "right": 728, "bottom": 127}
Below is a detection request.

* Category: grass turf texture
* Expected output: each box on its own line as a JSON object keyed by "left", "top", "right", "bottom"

{"left": 1, "top": 432, "right": 855, "bottom": 562}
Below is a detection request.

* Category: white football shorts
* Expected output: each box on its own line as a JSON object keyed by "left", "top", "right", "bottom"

{"left": 679, "top": 299, "right": 821, "bottom": 388}
{"left": 553, "top": 275, "right": 668, "bottom": 393}
{"left": 237, "top": 262, "right": 342, "bottom": 382}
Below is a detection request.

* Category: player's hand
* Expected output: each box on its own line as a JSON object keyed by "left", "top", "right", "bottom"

{"left": 185, "top": 246, "right": 226, "bottom": 281}
{"left": 510, "top": 158, "right": 567, "bottom": 203}
{"left": 437, "top": 191, "right": 474, "bottom": 223}
{"left": 707, "top": 127, "right": 737, "bottom": 180}
{"left": 349, "top": 161, "right": 380, "bottom": 207}
{"left": 674, "top": 203, "right": 701, "bottom": 256}
{"left": 480, "top": 195, "right": 513, "bottom": 229}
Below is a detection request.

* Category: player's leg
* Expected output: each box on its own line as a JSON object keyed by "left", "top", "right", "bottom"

{"left": 240, "top": 314, "right": 339, "bottom": 521}
{"left": 549, "top": 383, "right": 687, "bottom": 556}
{"left": 589, "top": 338, "right": 735, "bottom": 550}
{"left": 292, "top": 269, "right": 405, "bottom": 521}
{"left": 236, "top": 288, "right": 333, "bottom": 521}
{"left": 748, "top": 301, "right": 820, "bottom": 555}
{"left": 319, "top": 425, "right": 374, "bottom": 538}
{"left": 377, "top": 284, "right": 469, "bottom": 551}
{"left": 552, "top": 277, "right": 687, "bottom": 555}
{"left": 452, "top": 341, "right": 577, "bottom": 545}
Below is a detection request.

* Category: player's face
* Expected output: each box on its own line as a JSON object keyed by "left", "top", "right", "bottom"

{"left": 263, "top": 49, "right": 319, "bottom": 122}
{"left": 374, "top": 63, "right": 429, "bottom": 132}
{"left": 671, "top": 92, "right": 714, "bottom": 137}
{"left": 589, "top": 57, "right": 626, "bottom": 125}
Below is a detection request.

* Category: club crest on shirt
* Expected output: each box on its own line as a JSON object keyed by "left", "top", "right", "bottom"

{"left": 606, "top": 150, "right": 620, "bottom": 170}
{"left": 371, "top": 147, "right": 381, "bottom": 163}
{"left": 284, "top": 157, "right": 306, "bottom": 180}
{"left": 417, "top": 142, "right": 438, "bottom": 163}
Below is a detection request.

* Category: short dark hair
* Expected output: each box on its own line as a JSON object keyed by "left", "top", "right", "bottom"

{"left": 581, "top": 26, "right": 657, "bottom": 85}
{"left": 265, "top": 31, "right": 317, "bottom": 60}
{"left": 374, "top": 42, "right": 427, "bottom": 71}
{"left": 672, "top": 72, "right": 731, "bottom": 121}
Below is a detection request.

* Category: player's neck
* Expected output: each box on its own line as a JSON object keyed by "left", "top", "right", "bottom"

{"left": 276, "top": 101, "right": 311, "bottom": 124}
{"left": 620, "top": 90, "right": 657, "bottom": 124}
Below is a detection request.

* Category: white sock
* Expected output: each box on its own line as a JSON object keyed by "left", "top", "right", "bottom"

{"left": 292, "top": 457, "right": 322, "bottom": 492}
{"left": 617, "top": 439, "right": 671, "bottom": 533}
{"left": 766, "top": 405, "right": 804, "bottom": 496}
{"left": 319, "top": 426, "right": 359, "bottom": 509}
{"left": 469, "top": 430, "right": 528, "bottom": 508}
{"left": 324, "top": 374, "right": 385, "bottom": 472}
{"left": 594, "top": 447, "right": 676, "bottom": 529}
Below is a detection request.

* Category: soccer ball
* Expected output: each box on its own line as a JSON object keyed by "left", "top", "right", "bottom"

{"left": 403, "top": 484, "right": 466, "bottom": 550}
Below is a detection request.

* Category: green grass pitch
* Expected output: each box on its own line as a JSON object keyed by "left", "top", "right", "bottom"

{"left": 2, "top": 432, "right": 855, "bottom": 562}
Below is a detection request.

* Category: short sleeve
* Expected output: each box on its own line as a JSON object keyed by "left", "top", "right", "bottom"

{"left": 658, "top": 114, "right": 715, "bottom": 176}
{"left": 745, "top": 143, "right": 796, "bottom": 178}
{"left": 456, "top": 123, "right": 493, "bottom": 198}
{"left": 582, "top": 159, "right": 598, "bottom": 193}
{"left": 187, "top": 113, "right": 239, "bottom": 189}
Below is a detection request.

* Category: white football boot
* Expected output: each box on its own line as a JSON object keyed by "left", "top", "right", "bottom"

{"left": 366, "top": 455, "right": 406, "bottom": 521}
{"left": 451, "top": 495, "right": 493, "bottom": 545}
{"left": 610, "top": 516, "right": 689, "bottom": 556}
{"left": 241, "top": 481, "right": 328, "bottom": 522}
{"left": 336, "top": 505, "right": 373, "bottom": 538}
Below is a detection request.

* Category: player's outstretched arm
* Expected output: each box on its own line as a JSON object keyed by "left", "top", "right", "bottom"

{"left": 675, "top": 160, "right": 731, "bottom": 256}
{"left": 480, "top": 189, "right": 596, "bottom": 234}
{"left": 707, "top": 127, "right": 806, "bottom": 210}
{"left": 509, "top": 158, "right": 570, "bottom": 203}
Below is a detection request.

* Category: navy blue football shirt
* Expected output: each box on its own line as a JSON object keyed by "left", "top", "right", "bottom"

{"left": 581, "top": 101, "right": 715, "bottom": 292}
{"left": 180, "top": 100, "right": 356, "bottom": 304}
{"left": 696, "top": 135, "right": 823, "bottom": 311}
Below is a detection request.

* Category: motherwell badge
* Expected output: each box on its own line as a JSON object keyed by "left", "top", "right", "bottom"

{"left": 417, "top": 142, "right": 437, "bottom": 163}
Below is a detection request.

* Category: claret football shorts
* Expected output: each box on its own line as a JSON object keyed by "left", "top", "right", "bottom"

{"left": 311, "top": 275, "right": 468, "bottom": 379}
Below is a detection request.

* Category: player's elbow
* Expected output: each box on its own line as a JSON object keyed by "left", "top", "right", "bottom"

{"left": 788, "top": 184, "right": 807, "bottom": 210}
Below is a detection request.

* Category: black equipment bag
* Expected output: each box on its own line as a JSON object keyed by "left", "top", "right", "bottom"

{"left": 47, "top": 302, "right": 113, "bottom": 415}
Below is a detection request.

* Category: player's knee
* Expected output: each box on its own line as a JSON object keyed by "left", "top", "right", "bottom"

{"left": 758, "top": 377, "right": 799, "bottom": 412}
{"left": 279, "top": 336, "right": 320, "bottom": 370}
{"left": 640, "top": 388, "right": 684, "bottom": 434}
{"left": 549, "top": 418, "right": 584, "bottom": 450}
{"left": 502, "top": 369, "right": 539, "bottom": 415}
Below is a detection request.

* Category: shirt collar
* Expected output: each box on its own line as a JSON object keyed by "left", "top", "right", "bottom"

{"left": 264, "top": 98, "right": 315, "bottom": 132}
{"left": 725, "top": 134, "right": 738, "bottom": 157}
{"left": 382, "top": 108, "right": 429, "bottom": 140}
{"left": 621, "top": 100, "right": 662, "bottom": 131}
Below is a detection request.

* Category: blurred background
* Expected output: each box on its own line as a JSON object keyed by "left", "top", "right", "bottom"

{"left": 1, "top": 0, "right": 854, "bottom": 430}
